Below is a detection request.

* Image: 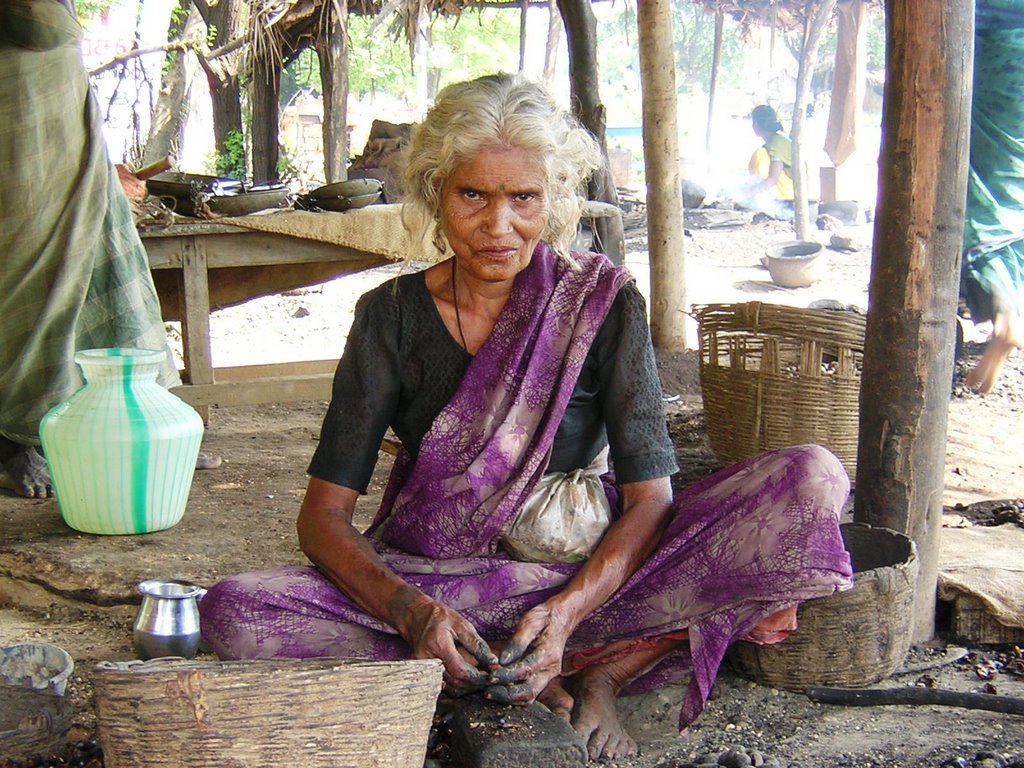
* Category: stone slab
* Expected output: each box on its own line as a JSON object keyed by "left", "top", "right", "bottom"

{"left": 447, "top": 696, "right": 587, "bottom": 768}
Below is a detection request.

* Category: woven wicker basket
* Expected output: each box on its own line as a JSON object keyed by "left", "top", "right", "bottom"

{"left": 729, "top": 522, "right": 918, "bottom": 691}
{"left": 93, "top": 656, "right": 442, "bottom": 768}
{"left": 694, "top": 301, "right": 866, "bottom": 478}
{"left": 0, "top": 683, "right": 73, "bottom": 762}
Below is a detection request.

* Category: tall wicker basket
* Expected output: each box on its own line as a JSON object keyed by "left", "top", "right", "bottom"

{"left": 693, "top": 301, "right": 866, "bottom": 478}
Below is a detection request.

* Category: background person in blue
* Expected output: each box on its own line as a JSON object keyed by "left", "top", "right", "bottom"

{"left": 960, "top": 0, "right": 1024, "bottom": 393}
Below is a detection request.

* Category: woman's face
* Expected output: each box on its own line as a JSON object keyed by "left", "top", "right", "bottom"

{"left": 440, "top": 145, "right": 549, "bottom": 285}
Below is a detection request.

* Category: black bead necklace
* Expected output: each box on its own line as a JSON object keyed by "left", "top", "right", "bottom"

{"left": 451, "top": 258, "right": 469, "bottom": 352}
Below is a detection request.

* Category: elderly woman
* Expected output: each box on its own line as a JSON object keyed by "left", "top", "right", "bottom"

{"left": 200, "top": 74, "right": 852, "bottom": 761}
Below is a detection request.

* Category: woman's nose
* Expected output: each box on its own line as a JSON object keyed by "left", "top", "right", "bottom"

{"left": 483, "top": 199, "right": 514, "bottom": 234}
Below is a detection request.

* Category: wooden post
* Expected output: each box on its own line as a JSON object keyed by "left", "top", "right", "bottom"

{"left": 853, "top": 0, "right": 973, "bottom": 643}
{"left": 637, "top": 0, "right": 687, "bottom": 351}
{"left": 317, "top": 1, "right": 349, "bottom": 183}
{"left": 519, "top": 0, "right": 529, "bottom": 72}
{"left": 557, "top": 0, "right": 625, "bottom": 265}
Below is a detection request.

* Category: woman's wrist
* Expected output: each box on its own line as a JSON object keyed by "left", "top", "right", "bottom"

{"left": 387, "top": 585, "right": 434, "bottom": 641}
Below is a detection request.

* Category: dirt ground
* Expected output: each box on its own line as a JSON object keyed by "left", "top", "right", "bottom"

{"left": 2, "top": 213, "right": 1023, "bottom": 767}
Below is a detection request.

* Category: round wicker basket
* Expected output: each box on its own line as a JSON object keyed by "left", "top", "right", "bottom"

{"left": 694, "top": 301, "right": 866, "bottom": 478}
{"left": 0, "top": 683, "right": 73, "bottom": 761}
{"left": 729, "top": 522, "right": 918, "bottom": 691}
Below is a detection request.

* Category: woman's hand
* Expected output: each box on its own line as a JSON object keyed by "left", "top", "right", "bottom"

{"left": 489, "top": 477, "right": 674, "bottom": 703}
{"left": 397, "top": 590, "right": 498, "bottom": 695}
{"left": 487, "top": 601, "right": 571, "bottom": 704}
{"left": 298, "top": 477, "right": 498, "bottom": 695}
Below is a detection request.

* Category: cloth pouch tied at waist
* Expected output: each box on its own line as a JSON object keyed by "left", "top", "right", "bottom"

{"left": 502, "top": 449, "right": 612, "bottom": 563}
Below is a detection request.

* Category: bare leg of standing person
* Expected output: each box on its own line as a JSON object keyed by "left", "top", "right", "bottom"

{"left": 967, "top": 310, "right": 1023, "bottom": 393}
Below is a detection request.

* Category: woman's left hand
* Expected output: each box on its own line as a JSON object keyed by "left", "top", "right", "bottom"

{"left": 486, "top": 601, "right": 570, "bottom": 703}
{"left": 487, "top": 477, "right": 675, "bottom": 704}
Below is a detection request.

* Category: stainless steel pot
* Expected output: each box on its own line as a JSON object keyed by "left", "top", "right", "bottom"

{"left": 132, "top": 579, "right": 207, "bottom": 660}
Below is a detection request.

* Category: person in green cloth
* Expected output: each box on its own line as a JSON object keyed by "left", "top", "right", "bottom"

{"left": 0, "top": 0, "right": 215, "bottom": 498}
{"left": 960, "top": 0, "right": 1024, "bottom": 393}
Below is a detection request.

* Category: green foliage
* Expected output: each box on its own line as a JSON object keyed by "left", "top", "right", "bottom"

{"left": 215, "top": 129, "right": 246, "bottom": 180}
{"left": 345, "top": 9, "right": 519, "bottom": 100}
{"left": 864, "top": 6, "right": 886, "bottom": 71}
{"left": 281, "top": 49, "right": 322, "bottom": 106}
{"left": 676, "top": 3, "right": 750, "bottom": 91}
{"left": 73, "top": 0, "right": 115, "bottom": 19}
{"left": 169, "top": 3, "right": 187, "bottom": 28}
{"left": 161, "top": 49, "right": 178, "bottom": 77}
{"left": 206, "top": 23, "right": 219, "bottom": 48}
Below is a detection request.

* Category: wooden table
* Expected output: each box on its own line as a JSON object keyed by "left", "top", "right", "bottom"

{"left": 141, "top": 220, "right": 392, "bottom": 418}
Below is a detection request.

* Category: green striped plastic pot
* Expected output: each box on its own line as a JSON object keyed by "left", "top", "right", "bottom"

{"left": 40, "top": 348, "right": 203, "bottom": 535}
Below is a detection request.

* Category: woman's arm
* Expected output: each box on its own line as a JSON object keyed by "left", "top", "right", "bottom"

{"left": 297, "top": 476, "right": 497, "bottom": 691}
{"left": 491, "top": 475, "right": 673, "bottom": 700}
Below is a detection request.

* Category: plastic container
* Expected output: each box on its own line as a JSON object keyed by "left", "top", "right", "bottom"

{"left": 0, "top": 643, "right": 74, "bottom": 696}
{"left": 39, "top": 348, "right": 203, "bottom": 535}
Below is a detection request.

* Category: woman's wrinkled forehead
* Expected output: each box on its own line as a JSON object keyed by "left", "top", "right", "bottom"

{"left": 442, "top": 141, "right": 549, "bottom": 187}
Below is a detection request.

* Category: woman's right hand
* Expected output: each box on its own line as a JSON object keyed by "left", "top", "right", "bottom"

{"left": 398, "top": 590, "right": 498, "bottom": 695}
{"left": 298, "top": 477, "right": 497, "bottom": 694}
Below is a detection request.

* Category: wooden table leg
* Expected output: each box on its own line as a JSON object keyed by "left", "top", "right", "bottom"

{"left": 180, "top": 236, "right": 214, "bottom": 424}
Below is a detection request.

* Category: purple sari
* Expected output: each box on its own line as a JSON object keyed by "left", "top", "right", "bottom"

{"left": 200, "top": 245, "right": 853, "bottom": 730}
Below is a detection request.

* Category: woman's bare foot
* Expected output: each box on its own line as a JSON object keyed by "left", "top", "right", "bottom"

{"left": 537, "top": 676, "right": 573, "bottom": 721}
{"left": 565, "top": 665, "right": 636, "bottom": 760}
{"left": 0, "top": 444, "right": 53, "bottom": 498}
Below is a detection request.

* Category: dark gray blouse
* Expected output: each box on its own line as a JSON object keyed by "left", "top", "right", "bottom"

{"left": 308, "top": 269, "right": 679, "bottom": 493}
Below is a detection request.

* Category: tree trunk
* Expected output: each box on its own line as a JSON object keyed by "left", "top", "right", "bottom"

{"left": 853, "top": 0, "right": 973, "bottom": 643}
{"left": 556, "top": 0, "right": 624, "bottom": 265}
{"left": 791, "top": 0, "right": 836, "bottom": 240}
{"left": 543, "top": 0, "right": 561, "bottom": 88}
{"left": 142, "top": 0, "right": 203, "bottom": 166}
{"left": 637, "top": 0, "right": 687, "bottom": 351}
{"left": 317, "top": 2, "right": 349, "bottom": 184}
{"left": 251, "top": 55, "right": 282, "bottom": 183}
{"left": 199, "top": 0, "right": 244, "bottom": 170}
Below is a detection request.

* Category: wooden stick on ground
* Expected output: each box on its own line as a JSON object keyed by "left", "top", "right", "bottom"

{"left": 807, "top": 686, "right": 1024, "bottom": 716}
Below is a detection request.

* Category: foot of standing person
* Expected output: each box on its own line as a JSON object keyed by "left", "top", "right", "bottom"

{"left": 0, "top": 439, "right": 53, "bottom": 498}
{"left": 196, "top": 451, "right": 222, "bottom": 470}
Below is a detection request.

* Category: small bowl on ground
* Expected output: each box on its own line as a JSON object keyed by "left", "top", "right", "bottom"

{"left": 765, "top": 240, "right": 826, "bottom": 288}
{"left": 0, "top": 643, "right": 74, "bottom": 695}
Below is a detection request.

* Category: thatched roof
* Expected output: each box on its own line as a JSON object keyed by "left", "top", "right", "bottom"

{"left": 697, "top": 1, "right": 879, "bottom": 31}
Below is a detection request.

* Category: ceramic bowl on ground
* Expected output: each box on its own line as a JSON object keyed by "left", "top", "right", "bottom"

{"left": 765, "top": 240, "right": 826, "bottom": 288}
{"left": 0, "top": 643, "right": 74, "bottom": 696}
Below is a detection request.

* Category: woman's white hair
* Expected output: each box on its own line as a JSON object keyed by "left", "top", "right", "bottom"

{"left": 401, "top": 72, "right": 604, "bottom": 259}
